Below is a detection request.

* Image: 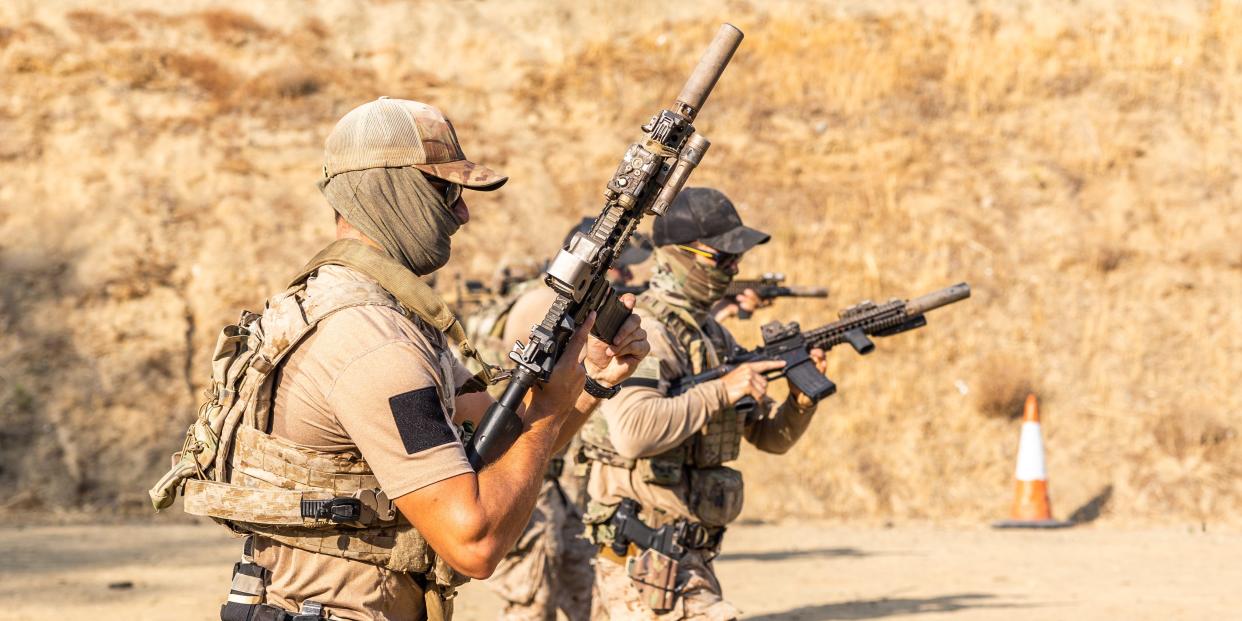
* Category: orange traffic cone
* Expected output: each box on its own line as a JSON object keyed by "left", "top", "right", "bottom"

{"left": 993, "top": 394, "right": 1072, "bottom": 529}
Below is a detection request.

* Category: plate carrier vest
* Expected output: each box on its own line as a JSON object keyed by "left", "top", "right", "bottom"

{"left": 149, "top": 240, "right": 496, "bottom": 604}
{"left": 579, "top": 292, "right": 747, "bottom": 536}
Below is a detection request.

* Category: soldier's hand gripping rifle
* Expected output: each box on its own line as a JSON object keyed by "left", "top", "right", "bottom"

{"left": 465, "top": 25, "right": 745, "bottom": 470}
{"left": 668, "top": 283, "right": 972, "bottom": 410}
{"left": 725, "top": 273, "right": 830, "bottom": 319}
{"left": 612, "top": 273, "right": 828, "bottom": 317}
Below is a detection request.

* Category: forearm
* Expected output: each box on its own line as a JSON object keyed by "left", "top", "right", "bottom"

{"left": 396, "top": 410, "right": 563, "bottom": 579}
{"left": 603, "top": 381, "right": 726, "bottom": 459}
{"left": 550, "top": 391, "right": 600, "bottom": 453}
{"left": 473, "top": 416, "right": 561, "bottom": 552}
{"left": 746, "top": 395, "right": 817, "bottom": 454}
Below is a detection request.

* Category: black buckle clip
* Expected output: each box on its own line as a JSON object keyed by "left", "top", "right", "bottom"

{"left": 291, "top": 600, "right": 326, "bottom": 620}
{"left": 301, "top": 497, "right": 362, "bottom": 523}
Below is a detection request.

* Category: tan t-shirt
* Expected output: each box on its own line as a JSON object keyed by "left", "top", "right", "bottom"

{"left": 255, "top": 265, "right": 473, "bottom": 621}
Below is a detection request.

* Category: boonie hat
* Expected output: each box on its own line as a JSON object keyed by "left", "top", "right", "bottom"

{"left": 562, "top": 217, "right": 653, "bottom": 267}
{"left": 652, "top": 187, "right": 769, "bottom": 253}
{"left": 323, "top": 97, "right": 507, "bottom": 190}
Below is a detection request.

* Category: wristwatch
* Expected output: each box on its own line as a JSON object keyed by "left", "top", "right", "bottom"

{"left": 584, "top": 375, "right": 621, "bottom": 399}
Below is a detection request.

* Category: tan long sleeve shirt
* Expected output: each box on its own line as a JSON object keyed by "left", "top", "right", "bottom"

{"left": 588, "top": 303, "right": 818, "bottom": 523}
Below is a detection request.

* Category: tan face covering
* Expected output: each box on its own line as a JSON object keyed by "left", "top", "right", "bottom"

{"left": 319, "top": 167, "right": 460, "bottom": 276}
{"left": 648, "top": 246, "right": 735, "bottom": 312}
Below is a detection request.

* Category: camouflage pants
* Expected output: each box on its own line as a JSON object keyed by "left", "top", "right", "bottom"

{"left": 590, "top": 549, "right": 740, "bottom": 621}
{"left": 486, "top": 478, "right": 595, "bottom": 621}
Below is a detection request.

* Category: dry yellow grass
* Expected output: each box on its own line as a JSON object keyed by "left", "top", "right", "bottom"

{"left": 0, "top": 0, "right": 1238, "bottom": 524}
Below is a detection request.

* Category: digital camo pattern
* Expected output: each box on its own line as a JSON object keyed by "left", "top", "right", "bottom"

{"left": 487, "top": 479, "right": 595, "bottom": 621}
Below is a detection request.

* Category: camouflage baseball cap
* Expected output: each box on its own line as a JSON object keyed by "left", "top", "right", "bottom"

{"left": 323, "top": 97, "right": 507, "bottom": 190}
{"left": 653, "top": 187, "right": 769, "bottom": 253}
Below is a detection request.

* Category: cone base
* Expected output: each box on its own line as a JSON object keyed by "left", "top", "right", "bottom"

{"left": 991, "top": 519, "right": 1073, "bottom": 529}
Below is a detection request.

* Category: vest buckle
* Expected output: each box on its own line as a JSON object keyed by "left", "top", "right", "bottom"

{"left": 300, "top": 497, "right": 362, "bottom": 524}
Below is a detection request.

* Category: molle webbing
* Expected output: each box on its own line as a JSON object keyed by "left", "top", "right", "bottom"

{"left": 185, "top": 426, "right": 392, "bottom": 528}
{"left": 293, "top": 239, "right": 495, "bottom": 391}
{"left": 579, "top": 294, "right": 742, "bottom": 481}
{"left": 639, "top": 293, "right": 720, "bottom": 373}
{"left": 185, "top": 423, "right": 449, "bottom": 577}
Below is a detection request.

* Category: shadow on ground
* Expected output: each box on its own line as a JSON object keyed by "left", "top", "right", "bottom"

{"left": 744, "top": 593, "right": 1031, "bottom": 620}
{"left": 719, "top": 547, "right": 867, "bottom": 562}
{"left": 1069, "top": 485, "right": 1113, "bottom": 524}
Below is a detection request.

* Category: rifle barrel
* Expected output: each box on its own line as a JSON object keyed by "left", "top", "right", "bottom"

{"left": 787, "top": 286, "right": 829, "bottom": 297}
{"left": 675, "top": 24, "right": 744, "bottom": 118}
{"left": 906, "top": 282, "right": 971, "bottom": 315}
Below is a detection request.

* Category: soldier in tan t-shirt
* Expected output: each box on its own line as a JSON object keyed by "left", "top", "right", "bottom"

{"left": 198, "top": 98, "right": 649, "bottom": 621}
{"left": 580, "top": 188, "right": 829, "bottom": 621}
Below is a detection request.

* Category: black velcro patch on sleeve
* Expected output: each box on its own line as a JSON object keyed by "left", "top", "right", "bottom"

{"left": 389, "top": 387, "right": 458, "bottom": 455}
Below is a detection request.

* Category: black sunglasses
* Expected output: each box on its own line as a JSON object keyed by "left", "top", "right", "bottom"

{"left": 427, "top": 177, "right": 462, "bottom": 205}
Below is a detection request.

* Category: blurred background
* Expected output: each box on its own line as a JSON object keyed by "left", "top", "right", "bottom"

{"left": 1, "top": 0, "right": 1239, "bottom": 529}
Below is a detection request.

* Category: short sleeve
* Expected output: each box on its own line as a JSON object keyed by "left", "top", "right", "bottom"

{"left": 326, "top": 341, "right": 473, "bottom": 498}
{"left": 450, "top": 352, "right": 474, "bottom": 390}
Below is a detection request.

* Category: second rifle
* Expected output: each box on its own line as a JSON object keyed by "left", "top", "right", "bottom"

{"left": 613, "top": 272, "right": 828, "bottom": 319}
{"left": 667, "top": 282, "right": 972, "bottom": 408}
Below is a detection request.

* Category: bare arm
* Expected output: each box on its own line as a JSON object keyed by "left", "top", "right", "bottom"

{"left": 394, "top": 414, "right": 562, "bottom": 578}
{"left": 394, "top": 320, "right": 591, "bottom": 579}
{"left": 494, "top": 289, "right": 649, "bottom": 452}
{"left": 408, "top": 298, "right": 649, "bottom": 578}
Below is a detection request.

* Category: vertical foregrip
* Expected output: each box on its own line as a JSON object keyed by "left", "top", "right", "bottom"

{"left": 466, "top": 370, "right": 537, "bottom": 470}
{"left": 592, "top": 288, "right": 632, "bottom": 343}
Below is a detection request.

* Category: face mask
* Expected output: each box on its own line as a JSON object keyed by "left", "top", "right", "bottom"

{"left": 320, "top": 167, "right": 459, "bottom": 275}
{"left": 650, "top": 246, "right": 735, "bottom": 310}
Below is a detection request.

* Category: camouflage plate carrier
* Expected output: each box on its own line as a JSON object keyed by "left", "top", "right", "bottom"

{"left": 580, "top": 292, "right": 746, "bottom": 546}
{"left": 148, "top": 240, "right": 495, "bottom": 620}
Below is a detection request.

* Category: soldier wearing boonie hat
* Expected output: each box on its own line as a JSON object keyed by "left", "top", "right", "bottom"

{"left": 180, "top": 97, "right": 650, "bottom": 621}
{"left": 576, "top": 188, "right": 830, "bottom": 621}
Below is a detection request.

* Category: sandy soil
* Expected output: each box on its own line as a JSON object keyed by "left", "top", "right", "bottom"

{"left": 4, "top": 0, "right": 1241, "bottom": 526}
{"left": 0, "top": 521, "right": 1230, "bottom": 620}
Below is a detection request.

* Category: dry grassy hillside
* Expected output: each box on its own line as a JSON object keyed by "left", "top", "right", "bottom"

{"left": 0, "top": 0, "right": 1238, "bottom": 524}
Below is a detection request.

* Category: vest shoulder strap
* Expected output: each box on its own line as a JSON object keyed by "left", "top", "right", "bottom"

{"left": 294, "top": 239, "right": 496, "bottom": 391}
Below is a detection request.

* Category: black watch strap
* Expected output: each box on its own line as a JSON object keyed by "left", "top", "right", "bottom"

{"left": 584, "top": 375, "right": 621, "bottom": 399}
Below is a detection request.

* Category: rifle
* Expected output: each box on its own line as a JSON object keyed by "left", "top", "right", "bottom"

{"left": 466, "top": 24, "right": 745, "bottom": 469}
{"left": 611, "top": 272, "right": 828, "bottom": 319}
{"left": 667, "top": 283, "right": 971, "bottom": 409}
{"left": 726, "top": 273, "right": 829, "bottom": 318}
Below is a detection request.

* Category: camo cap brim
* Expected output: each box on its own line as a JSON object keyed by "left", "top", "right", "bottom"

{"left": 324, "top": 97, "right": 508, "bottom": 191}
{"left": 412, "top": 160, "right": 507, "bottom": 191}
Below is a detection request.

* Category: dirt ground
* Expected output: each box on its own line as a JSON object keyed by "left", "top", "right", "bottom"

{"left": 0, "top": 521, "right": 1231, "bottom": 620}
